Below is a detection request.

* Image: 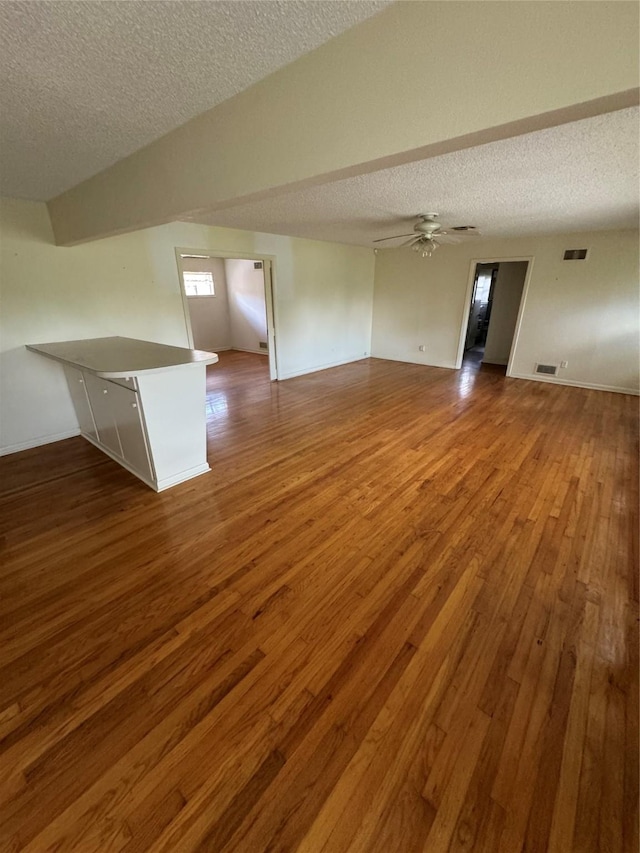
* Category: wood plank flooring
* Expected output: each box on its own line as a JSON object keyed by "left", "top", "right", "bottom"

{"left": 0, "top": 350, "right": 637, "bottom": 852}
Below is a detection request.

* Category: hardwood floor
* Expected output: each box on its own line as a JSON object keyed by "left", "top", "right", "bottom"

{"left": 0, "top": 350, "right": 637, "bottom": 852}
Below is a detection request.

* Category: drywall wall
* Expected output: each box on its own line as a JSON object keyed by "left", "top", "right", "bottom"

{"left": 371, "top": 229, "right": 639, "bottom": 394}
{"left": 0, "top": 198, "right": 374, "bottom": 454}
{"left": 483, "top": 261, "right": 528, "bottom": 365}
{"left": 225, "top": 259, "right": 268, "bottom": 354}
{"left": 182, "top": 256, "right": 231, "bottom": 351}
{"left": 48, "top": 2, "right": 639, "bottom": 244}
{"left": 372, "top": 246, "right": 469, "bottom": 369}
{"left": 0, "top": 198, "right": 192, "bottom": 455}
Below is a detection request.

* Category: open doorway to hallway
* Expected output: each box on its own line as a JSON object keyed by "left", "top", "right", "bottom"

{"left": 461, "top": 259, "right": 530, "bottom": 372}
{"left": 176, "top": 250, "right": 278, "bottom": 381}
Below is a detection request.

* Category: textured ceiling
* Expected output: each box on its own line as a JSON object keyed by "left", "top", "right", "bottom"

{"left": 186, "top": 107, "right": 640, "bottom": 243}
{"left": 0, "top": 0, "right": 389, "bottom": 201}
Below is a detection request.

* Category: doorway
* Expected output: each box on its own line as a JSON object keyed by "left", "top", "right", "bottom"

{"left": 175, "top": 249, "right": 278, "bottom": 381}
{"left": 464, "top": 262, "right": 498, "bottom": 362}
{"left": 458, "top": 258, "right": 531, "bottom": 373}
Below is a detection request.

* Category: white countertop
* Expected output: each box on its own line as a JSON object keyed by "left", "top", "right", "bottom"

{"left": 26, "top": 336, "right": 219, "bottom": 378}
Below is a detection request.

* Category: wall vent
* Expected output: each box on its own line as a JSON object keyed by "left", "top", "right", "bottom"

{"left": 254, "top": 261, "right": 263, "bottom": 270}
{"left": 563, "top": 249, "right": 588, "bottom": 260}
{"left": 259, "top": 341, "right": 268, "bottom": 350}
{"left": 535, "top": 363, "right": 558, "bottom": 376}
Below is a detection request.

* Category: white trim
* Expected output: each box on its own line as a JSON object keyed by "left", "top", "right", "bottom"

{"left": 156, "top": 463, "right": 211, "bottom": 491}
{"left": 509, "top": 372, "right": 639, "bottom": 396}
{"left": 263, "top": 260, "right": 278, "bottom": 381}
{"left": 0, "top": 428, "right": 81, "bottom": 456}
{"left": 506, "top": 259, "right": 535, "bottom": 378}
{"left": 455, "top": 256, "right": 534, "bottom": 372}
{"left": 175, "top": 248, "right": 195, "bottom": 349}
{"left": 279, "top": 354, "right": 370, "bottom": 381}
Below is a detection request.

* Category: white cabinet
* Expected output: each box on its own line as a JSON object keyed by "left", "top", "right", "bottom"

{"left": 107, "top": 382, "right": 154, "bottom": 483}
{"left": 27, "top": 337, "right": 218, "bottom": 492}
{"left": 83, "top": 373, "right": 123, "bottom": 457}
{"left": 63, "top": 366, "right": 98, "bottom": 442}
{"left": 66, "top": 370, "right": 154, "bottom": 485}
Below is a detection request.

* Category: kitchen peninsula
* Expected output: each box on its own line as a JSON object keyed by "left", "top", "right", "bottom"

{"left": 26, "top": 336, "right": 219, "bottom": 491}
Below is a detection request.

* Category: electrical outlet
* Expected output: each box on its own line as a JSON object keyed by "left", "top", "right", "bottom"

{"left": 560, "top": 360, "right": 568, "bottom": 369}
{"left": 419, "top": 345, "right": 426, "bottom": 352}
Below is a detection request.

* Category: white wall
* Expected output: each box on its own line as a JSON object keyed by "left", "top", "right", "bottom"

{"left": 225, "top": 259, "right": 268, "bottom": 354}
{"left": 483, "top": 261, "right": 528, "bottom": 365}
{"left": 0, "top": 198, "right": 374, "bottom": 454}
{"left": 372, "top": 229, "right": 639, "bottom": 394}
{"left": 183, "top": 257, "right": 231, "bottom": 351}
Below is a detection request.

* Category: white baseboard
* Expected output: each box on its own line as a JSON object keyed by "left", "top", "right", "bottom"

{"left": 508, "top": 372, "right": 640, "bottom": 396}
{"left": 279, "top": 354, "right": 370, "bottom": 380}
{"left": 369, "top": 353, "right": 456, "bottom": 370}
{"left": 230, "top": 347, "right": 268, "bottom": 356}
{"left": 156, "top": 463, "right": 211, "bottom": 491}
{"left": 0, "top": 428, "right": 81, "bottom": 457}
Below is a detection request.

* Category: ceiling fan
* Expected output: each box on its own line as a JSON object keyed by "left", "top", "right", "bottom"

{"left": 373, "top": 213, "right": 479, "bottom": 257}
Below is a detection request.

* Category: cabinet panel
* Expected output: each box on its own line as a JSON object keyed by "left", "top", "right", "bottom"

{"left": 64, "top": 366, "right": 97, "bottom": 441}
{"left": 107, "top": 377, "right": 136, "bottom": 391}
{"left": 83, "top": 373, "right": 122, "bottom": 457}
{"left": 107, "top": 383, "right": 154, "bottom": 482}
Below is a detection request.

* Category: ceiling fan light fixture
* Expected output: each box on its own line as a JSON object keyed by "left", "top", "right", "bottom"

{"left": 413, "top": 238, "right": 438, "bottom": 258}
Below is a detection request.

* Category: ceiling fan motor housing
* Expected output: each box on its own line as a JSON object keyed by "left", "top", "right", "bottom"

{"left": 415, "top": 214, "right": 442, "bottom": 235}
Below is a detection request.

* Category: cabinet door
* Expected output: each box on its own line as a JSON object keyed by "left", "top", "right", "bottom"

{"left": 107, "top": 383, "right": 154, "bottom": 483}
{"left": 83, "top": 373, "right": 122, "bottom": 457}
{"left": 64, "top": 366, "right": 97, "bottom": 441}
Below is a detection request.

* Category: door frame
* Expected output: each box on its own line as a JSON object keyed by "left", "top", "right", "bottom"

{"left": 175, "top": 247, "right": 280, "bottom": 381}
{"left": 455, "top": 255, "right": 534, "bottom": 377}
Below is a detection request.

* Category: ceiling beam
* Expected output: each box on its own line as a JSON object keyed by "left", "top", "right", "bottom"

{"left": 47, "top": 1, "right": 639, "bottom": 246}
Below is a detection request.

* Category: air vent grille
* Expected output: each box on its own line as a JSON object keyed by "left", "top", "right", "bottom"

{"left": 254, "top": 261, "right": 263, "bottom": 270}
{"left": 535, "top": 363, "right": 558, "bottom": 376}
{"left": 563, "top": 249, "right": 588, "bottom": 260}
{"left": 259, "top": 341, "right": 268, "bottom": 350}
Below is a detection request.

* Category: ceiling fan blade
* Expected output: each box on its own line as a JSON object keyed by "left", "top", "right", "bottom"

{"left": 434, "top": 234, "right": 462, "bottom": 244}
{"left": 440, "top": 228, "right": 481, "bottom": 237}
{"left": 436, "top": 230, "right": 481, "bottom": 243}
{"left": 373, "top": 233, "right": 415, "bottom": 243}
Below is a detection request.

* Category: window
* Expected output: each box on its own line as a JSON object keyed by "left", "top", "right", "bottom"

{"left": 183, "top": 271, "right": 215, "bottom": 296}
{"left": 474, "top": 272, "right": 492, "bottom": 303}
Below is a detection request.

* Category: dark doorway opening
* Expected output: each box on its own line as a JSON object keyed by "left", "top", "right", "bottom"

{"left": 464, "top": 263, "right": 498, "bottom": 363}
{"left": 462, "top": 260, "right": 528, "bottom": 371}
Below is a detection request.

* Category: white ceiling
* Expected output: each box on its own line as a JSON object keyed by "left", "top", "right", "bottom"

{"left": 1, "top": 2, "right": 636, "bottom": 243}
{"left": 185, "top": 107, "right": 640, "bottom": 244}
{"left": 0, "top": 0, "right": 389, "bottom": 201}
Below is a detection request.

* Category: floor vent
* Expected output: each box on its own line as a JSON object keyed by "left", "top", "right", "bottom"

{"left": 535, "top": 363, "right": 558, "bottom": 376}
{"left": 259, "top": 341, "right": 268, "bottom": 350}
